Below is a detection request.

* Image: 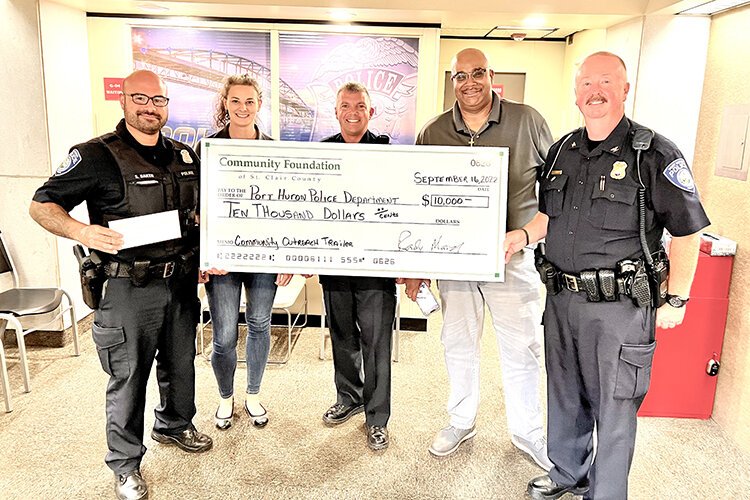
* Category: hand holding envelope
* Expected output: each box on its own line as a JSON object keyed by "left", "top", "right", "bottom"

{"left": 107, "top": 210, "right": 182, "bottom": 249}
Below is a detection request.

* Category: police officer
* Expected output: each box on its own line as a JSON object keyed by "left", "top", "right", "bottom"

{"left": 30, "top": 70, "right": 212, "bottom": 500}
{"left": 526, "top": 52, "right": 710, "bottom": 499}
{"left": 318, "top": 82, "right": 397, "bottom": 451}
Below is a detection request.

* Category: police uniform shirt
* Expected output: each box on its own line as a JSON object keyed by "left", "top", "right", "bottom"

{"left": 32, "top": 119, "right": 197, "bottom": 228}
{"left": 540, "top": 116, "right": 710, "bottom": 272}
{"left": 321, "top": 129, "right": 389, "bottom": 145}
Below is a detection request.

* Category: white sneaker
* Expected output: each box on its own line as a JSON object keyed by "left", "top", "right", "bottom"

{"left": 511, "top": 434, "right": 554, "bottom": 471}
{"left": 428, "top": 425, "right": 477, "bottom": 457}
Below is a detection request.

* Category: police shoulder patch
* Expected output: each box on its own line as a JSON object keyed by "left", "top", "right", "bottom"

{"left": 54, "top": 149, "right": 82, "bottom": 176}
{"left": 663, "top": 158, "right": 695, "bottom": 193}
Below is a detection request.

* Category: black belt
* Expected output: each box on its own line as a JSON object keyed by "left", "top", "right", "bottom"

{"left": 104, "top": 260, "right": 178, "bottom": 279}
{"left": 560, "top": 273, "right": 584, "bottom": 292}
{"left": 556, "top": 269, "right": 629, "bottom": 301}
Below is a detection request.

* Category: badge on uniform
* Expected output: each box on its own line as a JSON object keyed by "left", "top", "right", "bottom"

{"left": 610, "top": 161, "right": 627, "bottom": 180}
{"left": 54, "top": 149, "right": 82, "bottom": 176}
{"left": 180, "top": 149, "right": 193, "bottom": 164}
{"left": 663, "top": 158, "right": 695, "bottom": 193}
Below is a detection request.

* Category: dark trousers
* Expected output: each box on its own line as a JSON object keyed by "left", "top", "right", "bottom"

{"left": 321, "top": 276, "right": 396, "bottom": 427}
{"left": 93, "top": 272, "right": 199, "bottom": 475}
{"left": 545, "top": 291, "right": 656, "bottom": 500}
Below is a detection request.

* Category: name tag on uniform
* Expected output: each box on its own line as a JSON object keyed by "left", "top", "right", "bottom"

{"left": 108, "top": 210, "right": 182, "bottom": 249}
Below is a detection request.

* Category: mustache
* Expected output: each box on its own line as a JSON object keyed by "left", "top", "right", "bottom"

{"left": 586, "top": 93, "right": 607, "bottom": 104}
{"left": 136, "top": 111, "right": 161, "bottom": 117}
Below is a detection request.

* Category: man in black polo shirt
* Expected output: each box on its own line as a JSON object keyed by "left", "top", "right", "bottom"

{"left": 527, "top": 52, "right": 710, "bottom": 499}
{"left": 319, "top": 82, "right": 397, "bottom": 451}
{"left": 30, "top": 70, "right": 211, "bottom": 500}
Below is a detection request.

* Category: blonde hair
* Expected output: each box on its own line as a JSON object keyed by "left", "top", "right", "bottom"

{"left": 213, "top": 74, "right": 263, "bottom": 129}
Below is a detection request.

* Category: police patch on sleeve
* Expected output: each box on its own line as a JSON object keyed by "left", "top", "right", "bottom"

{"left": 663, "top": 158, "right": 695, "bottom": 193}
{"left": 180, "top": 149, "right": 193, "bottom": 164}
{"left": 55, "top": 149, "right": 82, "bottom": 176}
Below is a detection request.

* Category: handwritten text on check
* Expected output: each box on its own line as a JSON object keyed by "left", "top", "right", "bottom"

{"left": 199, "top": 140, "right": 508, "bottom": 281}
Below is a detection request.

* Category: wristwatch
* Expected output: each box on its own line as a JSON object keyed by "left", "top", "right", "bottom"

{"left": 666, "top": 294, "right": 690, "bottom": 308}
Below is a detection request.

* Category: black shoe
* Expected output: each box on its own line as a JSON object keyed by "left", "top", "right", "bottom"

{"left": 322, "top": 403, "right": 364, "bottom": 425}
{"left": 244, "top": 401, "right": 269, "bottom": 428}
{"left": 114, "top": 469, "right": 148, "bottom": 500}
{"left": 366, "top": 424, "right": 389, "bottom": 451}
{"left": 151, "top": 427, "right": 213, "bottom": 453}
{"left": 527, "top": 474, "right": 590, "bottom": 500}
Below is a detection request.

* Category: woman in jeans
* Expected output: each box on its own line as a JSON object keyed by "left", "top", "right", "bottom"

{"left": 197, "top": 75, "right": 292, "bottom": 430}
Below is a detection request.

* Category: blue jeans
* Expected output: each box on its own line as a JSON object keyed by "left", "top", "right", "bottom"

{"left": 205, "top": 272, "right": 277, "bottom": 398}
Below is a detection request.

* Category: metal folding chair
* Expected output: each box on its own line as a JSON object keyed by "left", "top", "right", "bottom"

{"left": 0, "top": 229, "right": 79, "bottom": 393}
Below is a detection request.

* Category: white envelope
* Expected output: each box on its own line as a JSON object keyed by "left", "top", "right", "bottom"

{"left": 108, "top": 210, "right": 182, "bottom": 249}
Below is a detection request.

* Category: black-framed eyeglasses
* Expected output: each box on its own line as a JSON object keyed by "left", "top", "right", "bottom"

{"left": 451, "top": 68, "right": 488, "bottom": 83}
{"left": 122, "top": 93, "right": 170, "bottom": 107}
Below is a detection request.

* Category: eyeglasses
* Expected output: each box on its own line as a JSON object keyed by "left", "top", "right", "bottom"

{"left": 451, "top": 68, "right": 488, "bottom": 83}
{"left": 122, "top": 93, "right": 170, "bottom": 107}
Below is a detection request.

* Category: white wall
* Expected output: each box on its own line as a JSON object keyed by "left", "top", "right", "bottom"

{"left": 0, "top": 0, "right": 60, "bottom": 331}
{"left": 39, "top": 0, "right": 96, "bottom": 322}
{"left": 631, "top": 14, "right": 710, "bottom": 166}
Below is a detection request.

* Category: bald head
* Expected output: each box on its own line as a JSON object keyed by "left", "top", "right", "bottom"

{"left": 122, "top": 70, "right": 166, "bottom": 96}
{"left": 450, "top": 48, "right": 490, "bottom": 74}
{"left": 120, "top": 70, "right": 169, "bottom": 143}
{"left": 576, "top": 51, "right": 627, "bottom": 82}
{"left": 450, "top": 48, "right": 494, "bottom": 117}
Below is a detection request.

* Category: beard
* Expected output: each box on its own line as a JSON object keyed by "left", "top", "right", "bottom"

{"left": 124, "top": 108, "right": 167, "bottom": 135}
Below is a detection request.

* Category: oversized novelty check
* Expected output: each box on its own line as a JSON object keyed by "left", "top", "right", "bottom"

{"left": 199, "top": 140, "right": 508, "bottom": 281}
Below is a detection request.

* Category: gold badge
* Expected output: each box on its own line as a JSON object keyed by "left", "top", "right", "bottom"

{"left": 610, "top": 161, "right": 627, "bottom": 180}
{"left": 181, "top": 149, "right": 193, "bottom": 164}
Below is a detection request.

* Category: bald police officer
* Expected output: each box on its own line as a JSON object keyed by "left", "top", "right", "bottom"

{"left": 526, "top": 52, "right": 710, "bottom": 499}
{"left": 30, "top": 70, "right": 212, "bottom": 500}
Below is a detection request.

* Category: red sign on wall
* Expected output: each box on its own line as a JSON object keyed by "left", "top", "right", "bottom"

{"left": 492, "top": 84, "right": 504, "bottom": 97}
{"left": 104, "top": 78, "right": 124, "bottom": 101}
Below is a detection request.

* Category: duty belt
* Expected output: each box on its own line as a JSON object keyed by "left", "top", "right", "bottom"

{"left": 103, "top": 260, "right": 179, "bottom": 279}
{"left": 550, "top": 266, "right": 634, "bottom": 303}
{"left": 534, "top": 243, "right": 652, "bottom": 306}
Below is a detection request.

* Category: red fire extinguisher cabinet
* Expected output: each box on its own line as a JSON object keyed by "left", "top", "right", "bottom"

{"left": 638, "top": 250, "right": 734, "bottom": 418}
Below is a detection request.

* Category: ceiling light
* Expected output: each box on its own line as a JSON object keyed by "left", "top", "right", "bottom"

{"left": 680, "top": 0, "right": 750, "bottom": 15}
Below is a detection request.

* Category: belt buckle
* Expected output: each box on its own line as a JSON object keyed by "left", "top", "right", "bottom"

{"left": 162, "top": 261, "right": 175, "bottom": 278}
{"left": 564, "top": 274, "right": 579, "bottom": 292}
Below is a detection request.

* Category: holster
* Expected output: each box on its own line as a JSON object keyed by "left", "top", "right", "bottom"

{"left": 74, "top": 245, "right": 104, "bottom": 309}
{"left": 534, "top": 244, "right": 561, "bottom": 295}
{"left": 128, "top": 260, "right": 151, "bottom": 287}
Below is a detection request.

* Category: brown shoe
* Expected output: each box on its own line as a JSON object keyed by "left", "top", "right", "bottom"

{"left": 150, "top": 427, "right": 213, "bottom": 453}
{"left": 366, "top": 424, "right": 389, "bottom": 451}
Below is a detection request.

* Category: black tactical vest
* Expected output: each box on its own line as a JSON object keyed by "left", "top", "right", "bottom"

{"left": 98, "top": 133, "right": 199, "bottom": 263}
